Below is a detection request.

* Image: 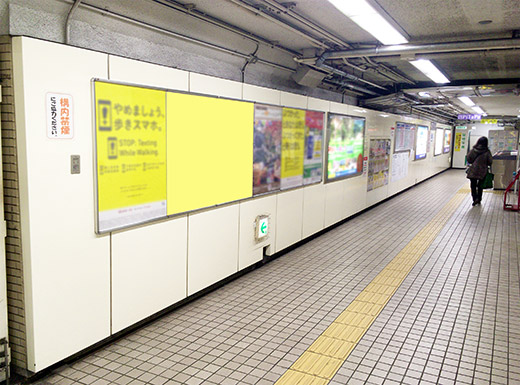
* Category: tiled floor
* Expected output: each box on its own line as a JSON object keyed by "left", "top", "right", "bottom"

{"left": 27, "top": 170, "right": 519, "bottom": 385}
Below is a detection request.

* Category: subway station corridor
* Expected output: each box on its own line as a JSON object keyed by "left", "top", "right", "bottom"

{"left": 31, "top": 170, "right": 519, "bottom": 385}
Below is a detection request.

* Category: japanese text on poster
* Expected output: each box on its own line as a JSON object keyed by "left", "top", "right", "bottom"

{"left": 94, "top": 81, "right": 167, "bottom": 233}
{"left": 394, "top": 122, "right": 415, "bottom": 153}
{"left": 391, "top": 152, "right": 409, "bottom": 182}
{"left": 367, "top": 139, "right": 390, "bottom": 191}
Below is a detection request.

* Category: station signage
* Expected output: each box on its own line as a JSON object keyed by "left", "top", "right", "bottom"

{"left": 457, "top": 114, "right": 481, "bottom": 120}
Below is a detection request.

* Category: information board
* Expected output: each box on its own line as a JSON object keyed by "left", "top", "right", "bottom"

{"left": 489, "top": 130, "right": 519, "bottom": 153}
{"left": 94, "top": 81, "right": 167, "bottom": 233}
{"left": 394, "top": 122, "right": 415, "bottom": 153}
{"left": 326, "top": 114, "right": 365, "bottom": 181}
{"left": 415, "top": 125, "right": 429, "bottom": 160}
{"left": 391, "top": 152, "right": 409, "bottom": 182}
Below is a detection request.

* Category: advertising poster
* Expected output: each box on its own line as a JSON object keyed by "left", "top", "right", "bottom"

{"left": 303, "top": 111, "right": 324, "bottom": 185}
{"left": 443, "top": 129, "right": 452, "bottom": 153}
{"left": 281, "top": 108, "right": 306, "bottom": 189}
{"left": 394, "top": 122, "right": 415, "bottom": 152}
{"left": 326, "top": 114, "right": 365, "bottom": 180}
{"left": 367, "top": 139, "right": 390, "bottom": 191}
{"left": 391, "top": 152, "right": 409, "bottom": 182}
{"left": 94, "top": 81, "right": 167, "bottom": 233}
{"left": 253, "top": 104, "right": 282, "bottom": 195}
{"left": 455, "top": 132, "right": 462, "bottom": 152}
{"left": 489, "top": 130, "right": 519, "bottom": 153}
{"left": 415, "top": 125, "right": 429, "bottom": 160}
{"left": 434, "top": 128, "right": 444, "bottom": 156}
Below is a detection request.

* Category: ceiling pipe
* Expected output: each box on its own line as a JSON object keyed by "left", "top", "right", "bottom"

{"left": 65, "top": 0, "right": 82, "bottom": 44}
{"left": 319, "top": 38, "right": 520, "bottom": 60}
{"left": 225, "top": 0, "right": 330, "bottom": 49}
{"left": 318, "top": 63, "right": 387, "bottom": 91}
{"left": 64, "top": 0, "right": 295, "bottom": 73}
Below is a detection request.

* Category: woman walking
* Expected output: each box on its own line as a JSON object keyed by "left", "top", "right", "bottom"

{"left": 466, "top": 136, "right": 493, "bottom": 206}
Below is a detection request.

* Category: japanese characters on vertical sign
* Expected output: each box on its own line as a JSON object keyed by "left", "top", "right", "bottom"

{"left": 454, "top": 132, "right": 462, "bottom": 152}
{"left": 46, "top": 93, "right": 73, "bottom": 139}
{"left": 94, "top": 81, "right": 167, "bottom": 233}
{"left": 253, "top": 104, "right": 282, "bottom": 195}
{"left": 303, "top": 111, "right": 324, "bottom": 185}
{"left": 281, "top": 108, "right": 306, "bottom": 189}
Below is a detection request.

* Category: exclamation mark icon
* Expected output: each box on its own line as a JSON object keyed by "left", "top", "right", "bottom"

{"left": 108, "top": 137, "right": 118, "bottom": 159}
{"left": 98, "top": 100, "right": 112, "bottom": 131}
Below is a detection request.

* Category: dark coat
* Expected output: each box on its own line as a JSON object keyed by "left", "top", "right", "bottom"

{"left": 466, "top": 145, "right": 492, "bottom": 180}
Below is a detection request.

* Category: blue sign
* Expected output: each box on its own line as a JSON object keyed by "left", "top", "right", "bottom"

{"left": 458, "top": 114, "right": 481, "bottom": 120}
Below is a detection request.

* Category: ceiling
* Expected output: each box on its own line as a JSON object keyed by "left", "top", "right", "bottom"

{"left": 74, "top": 0, "right": 520, "bottom": 124}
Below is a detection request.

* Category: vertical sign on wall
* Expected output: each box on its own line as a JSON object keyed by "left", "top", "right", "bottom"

{"left": 46, "top": 93, "right": 73, "bottom": 139}
{"left": 281, "top": 108, "right": 305, "bottom": 189}
{"left": 253, "top": 105, "right": 282, "bottom": 195}
{"left": 303, "top": 111, "right": 324, "bottom": 185}
{"left": 94, "top": 81, "right": 167, "bottom": 233}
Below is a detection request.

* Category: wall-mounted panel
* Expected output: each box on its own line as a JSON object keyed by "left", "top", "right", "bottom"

{"left": 281, "top": 91, "right": 307, "bottom": 109}
{"left": 324, "top": 179, "right": 347, "bottom": 227}
{"left": 307, "top": 97, "right": 330, "bottom": 112}
{"left": 12, "top": 37, "right": 111, "bottom": 372}
{"left": 243, "top": 84, "right": 281, "bottom": 105}
{"left": 111, "top": 218, "right": 188, "bottom": 333}
{"left": 238, "top": 196, "right": 277, "bottom": 269}
{"left": 109, "top": 56, "right": 189, "bottom": 91}
{"left": 189, "top": 72, "right": 242, "bottom": 99}
{"left": 187, "top": 205, "right": 240, "bottom": 296}
{"left": 275, "top": 189, "right": 304, "bottom": 252}
{"left": 302, "top": 184, "right": 326, "bottom": 238}
{"left": 329, "top": 101, "right": 351, "bottom": 115}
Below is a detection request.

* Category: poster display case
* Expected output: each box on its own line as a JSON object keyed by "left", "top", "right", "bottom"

{"left": 434, "top": 127, "right": 444, "bottom": 156}
{"left": 367, "top": 139, "right": 390, "bottom": 191}
{"left": 394, "top": 122, "right": 415, "bottom": 153}
{"left": 415, "top": 125, "right": 429, "bottom": 160}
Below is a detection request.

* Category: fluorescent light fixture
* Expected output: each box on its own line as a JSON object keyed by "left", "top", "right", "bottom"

{"left": 379, "top": 114, "right": 390, "bottom": 117}
{"left": 458, "top": 96, "right": 475, "bottom": 107}
{"left": 472, "top": 106, "right": 485, "bottom": 114}
{"left": 328, "top": 0, "right": 408, "bottom": 45}
{"left": 418, "top": 92, "right": 431, "bottom": 98}
{"left": 410, "top": 60, "right": 450, "bottom": 84}
{"left": 354, "top": 108, "right": 367, "bottom": 113}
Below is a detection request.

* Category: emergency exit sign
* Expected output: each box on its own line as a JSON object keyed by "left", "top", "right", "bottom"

{"left": 255, "top": 215, "right": 269, "bottom": 242}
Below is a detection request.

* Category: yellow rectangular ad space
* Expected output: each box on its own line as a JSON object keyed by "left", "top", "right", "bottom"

{"left": 166, "top": 93, "right": 254, "bottom": 215}
{"left": 281, "top": 108, "right": 305, "bottom": 180}
{"left": 94, "top": 82, "right": 167, "bottom": 219}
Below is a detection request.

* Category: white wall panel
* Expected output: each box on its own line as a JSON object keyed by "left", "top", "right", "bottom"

{"left": 187, "top": 205, "right": 239, "bottom": 296}
{"left": 275, "top": 189, "right": 304, "bottom": 253}
{"left": 108, "top": 55, "right": 189, "bottom": 91}
{"left": 238, "top": 196, "right": 277, "bottom": 269}
{"left": 111, "top": 218, "right": 187, "bottom": 333}
{"left": 189, "top": 72, "right": 242, "bottom": 99}
{"left": 324, "top": 180, "right": 347, "bottom": 227}
{"left": 281, "top": 91, "right": 307, "bottom": 109}
{"left": 345, "top": 176, "right": 368, "bottom": 217}
{"left": 330, "top": 101, "right": 351, "bottom": 115}
{"left": 302, "top": 184, "right": 326, "bottom": 238}
{"left": 12, "top": 37, "right": 110, "bottom": 372}
{"left": 243, "top": 84, "right": 281, "bottom": 105}
{"left": 307, "top": 97, "right": 329, "bottom": 112}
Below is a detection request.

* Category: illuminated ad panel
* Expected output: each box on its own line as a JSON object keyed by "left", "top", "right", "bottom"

{"left": 326, "top": 114, "right": 365, "bottom": 181}
{"left": 94, "top": 81, "right": 167, "bottom": 233}
{"left": 435, "top": 128, "right": 444, "bottom": 156}
{"left": 281, "top": 108, "right": 306, "bottom": 189}
{"left": 166, "top": 92, "right": 254, "bottom": 214}
{"left": 253, "top": 104, "right": 282, "bottom": 195}
{"left": 444, "top": 129, "right": 452, "bottom": 153}
{"left": 303, "top": 111, "right": 324, "bottom": 185}
{"left": 415, "top": 125, "right": 429, "bottom": 160}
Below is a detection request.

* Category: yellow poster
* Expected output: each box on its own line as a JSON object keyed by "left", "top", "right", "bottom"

{"left": 94, "top": 81, "right": 167, "bottom": 232}
{"left": 166, "top": 92, "right": 254, "bottom": 215}
{"left": 454, "top": 132, "right": 462, "bottom": 152}
{"left": 281, "top": 108, "right": 305, "bottom": 188}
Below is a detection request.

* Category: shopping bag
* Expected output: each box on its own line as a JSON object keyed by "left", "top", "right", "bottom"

{"left": 482, "top": 171, "right": 494, "bottom": 189}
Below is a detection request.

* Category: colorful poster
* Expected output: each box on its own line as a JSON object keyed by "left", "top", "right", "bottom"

{"left": 367, "top": 139, "right": 390, "bottom": 191}
{"left": 434, "top": 128, "right": 444, "bottom": 156}
{"left": 303, "top": 111, "right": 324, "bottom": 185}
{"left": 94, "top": 81, "right": 167, "bottom": 233}
{"left": 489, "top": 130, "right": 519, "bottom": 153}
{"left": 443, "top": 129, "right": 452, "bottom": 153}
{"left": 326, "top": 114, "right": 365, "bottom": 180}
{"left": 281, "top": 108, "right": 306, "bottom": 189}
{"left": 394, "top": 122, "right": 415, "bottom": 153}
{"left": 415, "top": 125, "right": 429, "bottom": 160}
{"left": 253, "top": 104, "right": 282, "bottom": 195}
{"left": 454, "top": 132, "right": 462, "bottom": 152}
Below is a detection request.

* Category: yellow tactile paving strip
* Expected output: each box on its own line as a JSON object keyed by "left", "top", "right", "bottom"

{"left": 275, "top": 188, "right": 468, "bottom": 385}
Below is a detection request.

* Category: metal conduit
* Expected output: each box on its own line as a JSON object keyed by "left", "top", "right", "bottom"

{"left": 63, "top": 0, "right": 294, "bottom": 73}
{"left": 65, "top": 0, "right": 83, "bottom": 44}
